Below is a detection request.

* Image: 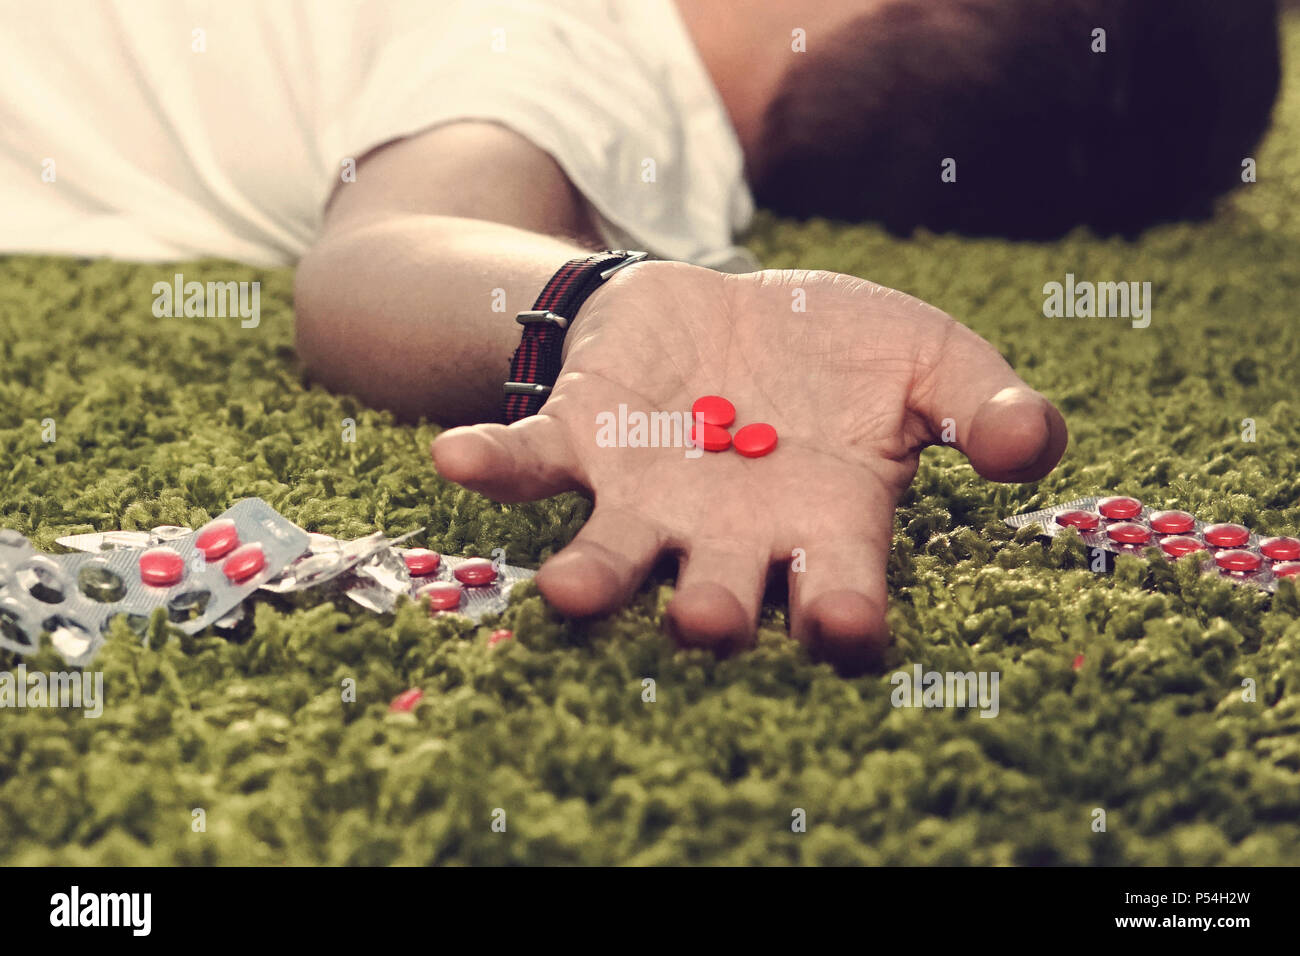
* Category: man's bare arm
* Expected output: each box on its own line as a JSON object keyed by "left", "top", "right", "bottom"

{"left": 294, "top": 121, "right": 603, "bottom": 424}
{"left": 294, "top": 120, "right": 1068, "bottom": 669}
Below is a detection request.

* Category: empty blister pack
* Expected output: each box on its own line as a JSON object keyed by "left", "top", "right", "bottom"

{"left": 1005, "top": 494, "right": 1300, "bottom": 593}
{"left": 55, "top": 525, "right": 193, "bottom": 553}
{"left": 0, "top": 499, "right": 310, "bottom": 664}
{"left": 262, "top": 530, "right": 420, "bottom": 593}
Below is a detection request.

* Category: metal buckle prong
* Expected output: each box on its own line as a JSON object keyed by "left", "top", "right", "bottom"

{"left": 516, "top": 310, "right": 568, "bottom": 329}
{"left": 599, "top": 250, "right": 649, "bottom": 281}
{"left": 503, "top": 382, "right": 553, "bottom": 397}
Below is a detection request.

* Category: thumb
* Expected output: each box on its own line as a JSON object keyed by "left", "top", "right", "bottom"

{"left": 431, "top": 414, "right": 583, "bottom": 502}
{"left": 911, "top": 325, "right": 1068, "bottom": 483}
{"left": 964, "top": 386, "right": 1068, "bottom": 482}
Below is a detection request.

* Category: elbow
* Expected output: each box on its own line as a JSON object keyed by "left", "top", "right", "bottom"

{"left": 292, "top": 246, "right": 343, "bottom": 391}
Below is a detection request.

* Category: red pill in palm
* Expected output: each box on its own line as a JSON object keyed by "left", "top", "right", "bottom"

{"left": 691, "top": 395, "right": 735, "bottom": 428}
{"left": 1259, "top": 536, "right": 1300, "bottom": 561}
{"left": 1097, "top": 496, "right": 1142, "bottom": 520}
{"left": 1273, "top": 562, "right": 1300, "bottom": 578}
{"left": 139, "top": 547, "right": 185, "bottom": 587}
{"left": 690, "top": 421, "right": 732, "bottom": 452}
{"left": 1106, "top": 522, "right": 1151, "bottom": 545}
{"left": 1204, "top": 523, "right": 1250, "bottom": 548}
{"left": 194, "top": 518, "right": 239, "bottom": 560}
{"left": 1148, "top": 510, "right": 1195, "bottom": 535}
{"left": 222, "top": 542, "right": 266, "bottom": 582}
{"left": 420, "top": 581, "right": 463, "bottom": 611}
{"left": 1161, "top": 535, "right": 1206, "bottom": 558}
{"left": 403, "top": 548, "right": 441, "bottom": 576}
{"left": 454, "top": 558, "right": 497, "bottom": 587}
{"left": 733, "top": 423, "right": 778, "bottom": 458}
{"left": 1055, "top": 510, "right": 1099, "bottom": 531}
{"left": 1215, "top": 549, "right": 1262, "bottom": 573}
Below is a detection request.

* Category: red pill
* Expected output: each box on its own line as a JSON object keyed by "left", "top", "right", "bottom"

{"left": 690, "top": 421, "right": 732, "bottom": 452}
{"left": 1055, "top": 510, "right": 1099, "bottom": 531}
{"left": 489, "top": 628, "right": 513, "bottom": 647}
{"left": 1148, "top": 510, "right": 1195, "bottom": 535}
{"left": 139, "top": 547, "right": 185, "bottom": 587}
{"left": 1097, "top": 496, "right": 1142, "bottom": 520}
{"left": 1215, "top": 549, "right": 1262, "bottom": 574}
{"left": 1203, "top": 523, "right": 1250, "bottom": 548}
{"left": 1106, "top": 522, "right": 1151, "bottom": 545}
{"left": 454, "top": 558, "right": 497, "bottom": 587}
{"left": 1273, "top": 562, "right": 1300, "bottom": 578}
{"left": 733, "top": 423, "right": 778, "bottom": 458}
{"left": 1071, "top": 654, "right": 1085, "bottom": 671}
{"left": 403, "top": 548, "right": 441, "bottom": 576}
{"left": 389, "top": 688, "right": 423, "bottom": 713}
{"left": 1259, "top": 536, "right": 1300, "bottom": 561}
{"left": 195, "top": 518, "right": 239, "bottom": 560}
{"left": 1161, "top": 535, "right": 1206, "bottom": 558}
{"left": 222, "top": 542, "right": 266, "bottom": 582}
{"left": 691, "top": 395, "right": 735, "bottom": 428}
{"left": 420, "top": 581, "right": 463, "bottom": 611}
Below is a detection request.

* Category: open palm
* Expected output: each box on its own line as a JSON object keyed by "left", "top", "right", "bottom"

{"left": 433, "top": 261, "right": 1067, "bottom": 672}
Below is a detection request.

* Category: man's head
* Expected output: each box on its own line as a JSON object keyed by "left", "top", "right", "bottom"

{"left": 692, "top": 0, "right": 1281, "bottom": 237}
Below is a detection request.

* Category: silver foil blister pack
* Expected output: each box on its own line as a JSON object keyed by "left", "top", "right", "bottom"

{"left": 345, "top": 547, "right": 534, "bottom": 620}
{"left": 1005, "top": 494, "right": 1300, "bottom": 594}
{"left": 6, "top": 498, "right": 537, "bottom": 665}
{"left": 261, "top": 530, "right": 418, "bottom": 594}
{"left": 2, "top": 499, "right": 310, "bottom": 665}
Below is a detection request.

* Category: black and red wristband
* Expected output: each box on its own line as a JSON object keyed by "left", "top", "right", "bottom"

{"left": 502, "top": 250, "right": 648, "bottom": 423}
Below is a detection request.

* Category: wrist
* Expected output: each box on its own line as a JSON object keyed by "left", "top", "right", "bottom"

{"left": 502, "top": 250, "right": 649, "bottom": 423}
{"left": 561, "top": 258, "right": 649, "bottom": 365}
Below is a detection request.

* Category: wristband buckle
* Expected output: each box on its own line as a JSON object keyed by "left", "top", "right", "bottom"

{"left": 515, "top": 309, "right": 568, "bottom": 329}
{"left": 502, "top": 250, "right": 648, "bottom": 424}
{"left": 598, "top": 249, "right": 649, "bottom": 280}
{"left": 503, "top": 381, "right": 553, "bottom": 398}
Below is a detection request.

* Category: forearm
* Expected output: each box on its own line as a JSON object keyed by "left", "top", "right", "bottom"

{"left": 294, "top": 214, "right": 594, "bottom": 425}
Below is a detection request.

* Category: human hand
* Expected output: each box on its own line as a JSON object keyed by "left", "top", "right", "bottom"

{"left": 433, "top": 260, "right": 1067, "bottom": 673}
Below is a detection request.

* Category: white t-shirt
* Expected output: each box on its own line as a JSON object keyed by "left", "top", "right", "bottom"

{"left": 0, "top": 0, "right": 757, "bottom": 270}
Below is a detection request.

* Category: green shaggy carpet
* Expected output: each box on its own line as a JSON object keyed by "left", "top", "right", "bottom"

{"left": 3, "top": 28, "right": 1300, "bottom": 868}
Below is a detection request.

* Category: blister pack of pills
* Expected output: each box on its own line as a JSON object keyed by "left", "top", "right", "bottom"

{"left": 343, "top": 547, "right": 534, "bottom": 621}
{"left": 1005, "top": 495, "right": 1300, "bottom": 593}
{"left": 12, "top": 498, "right": 538, "bottom": 664}
{"left": 2, "top": 499, "right": 311, "bottom": 665}
{"left": 58, "top": 526, "right": 535, "bottom": 621}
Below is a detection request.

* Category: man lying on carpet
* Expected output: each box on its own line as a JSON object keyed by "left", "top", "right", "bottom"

{"left": 0, "top": 0, "right": 1279, "bottom": 672}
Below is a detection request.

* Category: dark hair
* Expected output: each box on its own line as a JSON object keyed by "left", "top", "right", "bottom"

{"left": 752, "top": 0, "right": 1281, "bottom": 237}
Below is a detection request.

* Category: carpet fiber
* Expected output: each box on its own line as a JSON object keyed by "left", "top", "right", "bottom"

{"left": 2, "top": 24, "right": 1299, "bottom": 867}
